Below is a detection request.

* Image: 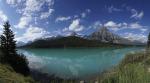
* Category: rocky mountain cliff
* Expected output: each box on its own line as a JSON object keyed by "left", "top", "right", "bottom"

{"left": 88, "top": 27, "right": 144, "bottom": 45}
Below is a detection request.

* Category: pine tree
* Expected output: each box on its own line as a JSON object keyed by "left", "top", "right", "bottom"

{"left": 0, "top": 22, "right": 30, "bottom": 76}
{"left": 148, "top": 32, "right": 150, "bottom": 48}
{"left": 0, "top": 22, "right": 16, "bottom": 61}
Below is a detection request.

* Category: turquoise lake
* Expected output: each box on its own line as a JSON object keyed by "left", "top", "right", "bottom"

{"left": 18, "top": 47, "right": 144, "bottom": 79}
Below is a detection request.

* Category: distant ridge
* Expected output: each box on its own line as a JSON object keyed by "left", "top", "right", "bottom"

{"left": 20, "top": 27, "right": 145, "bottom": 48}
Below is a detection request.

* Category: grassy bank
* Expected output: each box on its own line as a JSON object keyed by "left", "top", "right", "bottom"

{"left": 91, "top": 49, "right": 150, "bottom": 83}
{"left": 0, "top": 64, "right": 34, "bottom": 83}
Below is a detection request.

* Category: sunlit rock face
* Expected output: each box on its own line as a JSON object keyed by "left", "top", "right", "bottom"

{"left": 89, "top": 27, "right": 121, "bottom": 43}
{"left": 88, "top": 27, "right": 144, "bottom": 45}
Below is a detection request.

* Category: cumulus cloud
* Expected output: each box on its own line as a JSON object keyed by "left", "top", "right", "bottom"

{"left": 129, "top": 22, "right": 143, "bottom": 29}
{"left": 40, "top": 9, "right": 54, "bottom": 19}
{"left": 23, "top": 0, "right": 45, "bottom": 15}
{"left": 61, "top": 19, "right": 85, "bottom": 35}
{"left": 62, "top": 27, "right": 69, "bottom": 32}
{"left": 128, "top": 22, "right": 148, "bottom": 32}
{"left": 22, "top": 0, "right": 54, "bottom": 16}
{"left": 60, "top": 9, "right": 91, "bottom": 33}
{"left": 5, "top": 0, "right": 55, "bottom": 42}
{"left": 16, "top": 25, "right": 50, "bottom": 42}
{"left": 68, "top": 19, "right": 84, "bottom": 32}
{"left": 104, "top": 21, "right": 121, "bottom": 27}
{"left": 130, "top": 9, "right": 144, "bottom": 20}
{"left": 104, "top": 21, "right": 122, "bottom": 31}
{"left": 55, "top": 16, "right": 71, "bottom": 22}
{"left": 104, "top": 21, "right": 147, "bottom": 32}
{"left": 15, "top": 16, "right": 32, "bottom": 29}
{"left": 6, "top": 0, "right": 22, "bottom": 6}
{"left": 91, "top": 21, "right": 103, "bottom": 29}
{"left": 55, "top": 9, "right": 91, "bottom": 22}
{"left": 6, "top": 0, "right": 55, "bottom": 29}
{"left": 140, "top": 28, "right": 147, "bottom": 32}
{"left": 123, "top": 32, "right": 147, "bottom": 43}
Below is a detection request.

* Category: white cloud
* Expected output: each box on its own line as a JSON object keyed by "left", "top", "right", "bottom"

{"left": 107, "top": 5, "right": 122, "bottom": 13}
{"left": 15, "top": 16, "right": 32, "bottom": 29}
{"left": 16, "top": 25, "right": 50, "bottom": 42}
{"left": 0, "top": 25, "right": 3, "bottom": 34}
{"left": 55, "top": 9, "right": 91, "bottom": 22}
{"left": 22, "top": 0, "right": 54, "bottom": 16}
{"left": 61, "top": 19, "right": 85, "bottom": 34}
{"left": 140, "top": 28, "right": 147, "bottom": 32}
{"left": 123, "top": 32, "right": 147, "bottom": 43}
{"left": 92, "top": 21, "right": 102, "bottom": 29}
{"left": 130, "top": 9, "right": 144, "bottom": 20}
{"left": 104, "top": 21, "right": 147, "bottom": 32}
{"left": 62, "top": 27, "right": 69, "bottom": 32}
{"left": 104, "top": 21, "right": 122, "bottom": 31}
{"left": 68, "top": 19, "right": 84, "bottom": 32}
{"left": 23, "top": 0, "right": 43, "bottom": 15}
{"left": 0, "top": 10, "right": 8, "bottom": 32}
{"left": 7, "top": 0, "right": 55, "bottom": 29}
{"left": 104, "top": 21, "right": 121, "bottom": 28}
{"left": 0, "top": 25, "right": 3, "bottom": 29}
{"left": 40, "top": 9, "right": 54, "bottom": 19}
{"left": 6, "top": 0, "right": 22, "bottom": 6}
{"left": 55, "top": 16, "right": 71, "bottom": 22}
{"left": 129, "top": 22, "right": 143, "bottom": 29}
{"left": 128, "top": 22, "right": 147, "bottom": 32}
{"left": 0, "top": 10, "right": 8, "bottom": 22}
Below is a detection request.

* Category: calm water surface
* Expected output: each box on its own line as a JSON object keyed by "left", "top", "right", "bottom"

{"left": 18, "top": 47, "right": 144, "bottom": 79}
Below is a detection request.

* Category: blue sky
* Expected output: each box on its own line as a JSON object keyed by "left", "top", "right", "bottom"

{"left": 0, "top": 0, "right": 149, "bottom": 43}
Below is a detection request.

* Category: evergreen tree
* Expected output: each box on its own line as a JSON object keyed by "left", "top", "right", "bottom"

{"left": 148, "top": 32, "right": 150, "bottom": 48}
{"left": 0, "top": 22, "right": 16, "bottom": 61}
{"left": 0, "top": 22, "right": 30, "bottom": 76}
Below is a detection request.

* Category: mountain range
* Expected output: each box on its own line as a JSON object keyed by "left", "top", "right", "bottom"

{"left": 19, "top": 27, "right": 145, "bottom": 48}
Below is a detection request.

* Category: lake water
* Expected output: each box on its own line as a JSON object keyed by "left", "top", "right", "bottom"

{"left": 18, "top": 47, "right": 144, "bottom": 79}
